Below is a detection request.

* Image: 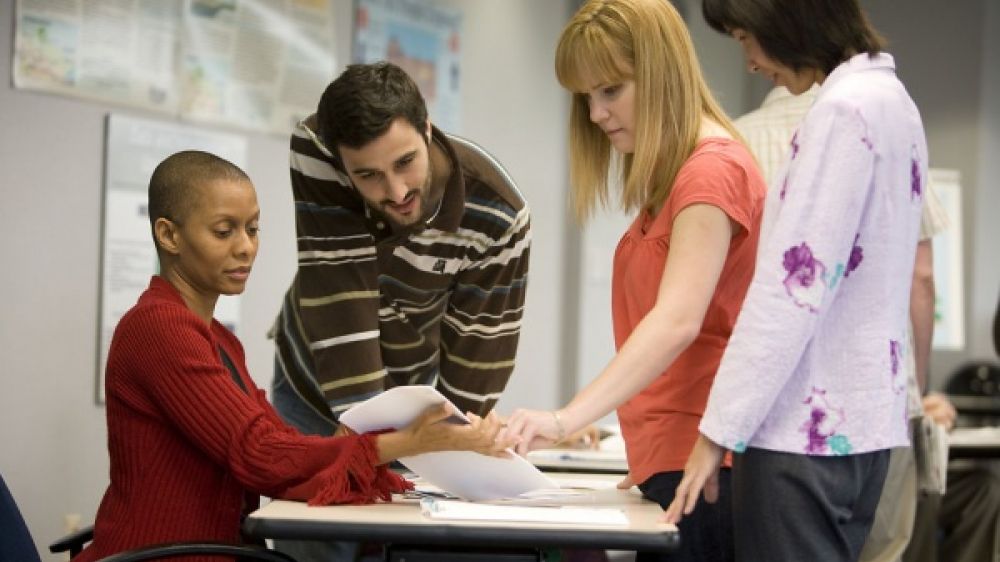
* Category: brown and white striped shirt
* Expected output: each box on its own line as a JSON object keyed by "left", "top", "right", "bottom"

{"left": 271, "top": 116, "right": 531, "bottom": 422}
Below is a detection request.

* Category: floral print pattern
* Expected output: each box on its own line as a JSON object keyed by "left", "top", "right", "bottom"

{"left": 844, "top": 234, "right": 864, "bottom": 278}
{"left": 889, "top": 339, "right": 907, "bottom": 395}
{"left": 910, "top": 145, "right": 922, "bottom": 200}
{"left": 801, "top": 387, "right": 851, "bottom": 455}
{"left": 783, "top": 242, "right": 827, "bottom": 312}
{"left": 890, "top": 340, "right": 901, "bottom": 376}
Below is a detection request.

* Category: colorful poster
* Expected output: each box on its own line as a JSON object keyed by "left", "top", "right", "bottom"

{"left": 179, "top": 0, "right": 337, "bottom": 133}
{"left": 14, "top": 0, "right": 179, "bottom": 112}
{"left": 353, "top": 0, "right": 462, "bottom": 133}
{"left": 13, "top": 0, "right": 336, "bottom": 136}
{"left": 99, "top": 114, "right": 248, "bottom": 402}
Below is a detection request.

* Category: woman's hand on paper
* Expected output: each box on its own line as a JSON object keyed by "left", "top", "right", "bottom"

{"left": 333, "top": 422, "right": 356, "bottom": 437}
{"left": 403, "top": 403, "right": 517, "bottom": 458}
{"left": 503, "top": 408, "right": 565, "bottom": 456}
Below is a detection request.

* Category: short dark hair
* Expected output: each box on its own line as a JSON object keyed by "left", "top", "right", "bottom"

{"left": 147, "top": 150, "right": 250, "bottom": 242}
{"left": 316, "top": 62, "right": 429, "bottom": 155}
{"left": 702, "top": 0, "right": 885, "bottom": 76}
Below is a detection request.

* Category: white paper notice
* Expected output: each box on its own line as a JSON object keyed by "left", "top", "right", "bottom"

{"left": 339, "top": 386, "right": 558, "bottom": 501}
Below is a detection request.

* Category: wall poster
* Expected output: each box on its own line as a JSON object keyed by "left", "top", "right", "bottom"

{"left": 352, "top": 0, "right": 462, "bottom": 133}
{"left": 13, "top": 0, "right": 336, "bottom": 136}
{"left": 98, "top": 113, "right": 248, "bottom": 402}
{"left": 928, "top": 168, "right": 965, "bottom": 351}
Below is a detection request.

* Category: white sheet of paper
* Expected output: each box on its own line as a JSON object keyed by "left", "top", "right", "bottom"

{"left": 339, "top": 386, "right": 558, "bottom": 501}
{"left": 527, "top": 448, "right": 627, "bottom": 463}
{"left": 420, "top": 498, "right": 629, "bottom": 526}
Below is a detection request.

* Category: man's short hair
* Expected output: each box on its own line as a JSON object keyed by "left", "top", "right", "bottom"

{"left": 316, "top": 61, "right": 429, "bottom": 156}
{"left": 147, "top": 150, "right": 250, "bottom": 243}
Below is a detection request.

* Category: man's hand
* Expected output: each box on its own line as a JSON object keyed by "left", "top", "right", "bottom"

{"left": 923, "top": 392, "right": 957, "bottom": 431}
{"left": 662, "top": 434, "right": 725, "bottom": 524}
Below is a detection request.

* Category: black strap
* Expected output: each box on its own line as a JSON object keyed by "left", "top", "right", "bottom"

{"left": 218, "top": 346, "right": 248, "bottom": 394}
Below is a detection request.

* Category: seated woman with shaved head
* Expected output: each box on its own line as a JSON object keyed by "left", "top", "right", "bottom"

{"left": 73, "top": 150, "right": 512, "bottom": 562}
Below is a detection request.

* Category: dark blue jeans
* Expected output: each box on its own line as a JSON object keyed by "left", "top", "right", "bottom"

{"left": 271, "top": 359, "right": 362, "bottom": 562}
{"left": 637, "top": 468, "right": 735, "bottom": 562}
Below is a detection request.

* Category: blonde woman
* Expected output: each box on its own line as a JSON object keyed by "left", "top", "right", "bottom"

{"left": 503, "top": 1, "right": 766, "bottom": 560}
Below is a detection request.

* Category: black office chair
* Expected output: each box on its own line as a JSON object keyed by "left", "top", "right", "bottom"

{"left": 944, "top": 360, "right": 1000, "bottom": 426}
{"left": 1, "top": 472, "right": 296, "bottom": 562}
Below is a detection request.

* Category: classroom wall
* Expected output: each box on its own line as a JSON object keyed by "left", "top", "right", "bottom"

{"left": 973, "top": 0, "right": 1000, "bottom": 361}
{"left": 1, "top": 1, "right": 997, "bottom": 559}
{"left": 0, "top": 1, "right": 571, "bottom": 558}
{"left": 860, "top": 0, "right": 1000, "bottom": 384}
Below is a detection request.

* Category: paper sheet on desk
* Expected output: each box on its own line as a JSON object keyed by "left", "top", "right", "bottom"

{"left": 528, "top": 448, "right": 627, "bottom": 464}
{"left": 339, "top": 386, "right": 557, "bottom": 502}
{"left": 420, "top": 498, "right": 629, "bottom": 526}
{"left": 947, "top": 426, "right": 1000, "bottom": 445}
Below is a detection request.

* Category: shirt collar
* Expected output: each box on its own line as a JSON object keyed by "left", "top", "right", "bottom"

{"left": 761, "top": 83, "right": 820, "bottom": 107}
{"left": 820, "top": 52, "right": 896, "bottom": 93}
{"left": 761, "top": 86, "right": 796, "bottom": 106}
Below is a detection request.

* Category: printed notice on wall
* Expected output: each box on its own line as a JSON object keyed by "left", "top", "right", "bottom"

{"left": 928, "top": 169, "right": 964, "bottom": 351}
{"left": 352, "top": 0, "right": 462, "bottom": 133}
{"left": 98, "top": 114, "right": 248, "bottom": 402}
{"left": 13, "top": 0, "right": 336, "bottom": 136}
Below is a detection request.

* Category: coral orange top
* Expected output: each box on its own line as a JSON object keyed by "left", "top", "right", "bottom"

{"left": 613, "top": 138, "right": 766, "bottom": 485}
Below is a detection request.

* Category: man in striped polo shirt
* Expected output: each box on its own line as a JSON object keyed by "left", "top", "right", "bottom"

{"left": 269, "top": 61, "right": 531, "bottom": 457}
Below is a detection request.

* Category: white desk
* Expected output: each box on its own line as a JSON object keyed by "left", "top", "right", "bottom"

{"left": 527, "top": 449, "right": 629, "bottom": 475}
{"left": 243, "top": 472, "right": 677, "bottom": 554}
{"left": 948, "top": 426, "right": 1000, "bottom": 459}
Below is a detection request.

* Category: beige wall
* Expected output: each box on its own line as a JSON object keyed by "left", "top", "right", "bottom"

{"left": 1, "top": 2, "right": 996, "bottom": 559}
{"left": 0, "top": 2, "right": 571, "bottom": 558}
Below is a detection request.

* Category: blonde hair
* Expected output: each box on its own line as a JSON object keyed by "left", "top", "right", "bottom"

{"left": 557, "top": 0, "right": 741, "bottom": 221}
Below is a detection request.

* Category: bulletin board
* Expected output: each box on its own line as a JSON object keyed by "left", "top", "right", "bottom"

{"left": 928, "top": 168, "right": 965, "bottom": 350}
{"left": 97, "top": 113, "right": 248, "bottom": 402}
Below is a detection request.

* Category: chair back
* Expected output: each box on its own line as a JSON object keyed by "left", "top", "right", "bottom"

{"left": 0, "top": 472, "right": 42, "bottom": 562}
{"left": 945, "top": 361, "right": 1000, "bottom": 426}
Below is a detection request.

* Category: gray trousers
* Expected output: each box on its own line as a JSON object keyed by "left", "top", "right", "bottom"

{"left": 732, "top": 447, "right": 890, "bottom": 562}
{"left": 905, "top": 462, "right": 1000, "bottom": 562}
{"left": 859, "top": 443, "right": 919, "bottom": 562}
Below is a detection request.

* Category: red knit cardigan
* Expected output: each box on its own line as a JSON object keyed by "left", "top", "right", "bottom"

{"left": 73, "top": 277, "right": 409, "bottom": 562}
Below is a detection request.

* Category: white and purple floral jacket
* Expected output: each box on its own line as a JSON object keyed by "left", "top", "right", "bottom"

{"left": 700, "top": 53, "right": 927, "bottom": 456}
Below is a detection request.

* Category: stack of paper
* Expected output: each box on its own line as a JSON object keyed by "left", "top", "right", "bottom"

{"left": 339, "top": 386, "right": 558, "bottom": 501}
{"left": 420, "top": 498, "right": 629, "bottom": 526}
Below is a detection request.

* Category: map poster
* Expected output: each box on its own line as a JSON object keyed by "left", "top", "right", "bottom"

{"left": 352, "top": 0, "right": 462, "bottom": 133}
{"left": 13, "top": 0, "right": 337, "bottom": 136}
